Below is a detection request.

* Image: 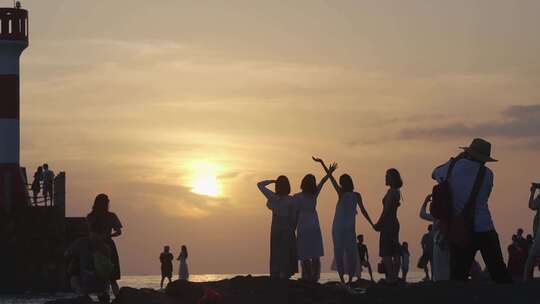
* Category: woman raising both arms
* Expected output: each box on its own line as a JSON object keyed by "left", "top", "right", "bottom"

{"left": 313, "top": 157, "right": 375, "bottom": 285}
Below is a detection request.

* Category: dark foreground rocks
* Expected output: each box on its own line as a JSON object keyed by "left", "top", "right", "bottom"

{"left": 45, "top": 276, "right": 540, "bottom": 304}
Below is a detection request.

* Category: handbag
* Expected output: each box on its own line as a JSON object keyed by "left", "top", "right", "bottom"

{"left": 377, "top": 261, "right": 386, "bottom": 274}
{"left": 447, "top": 165, "right": 486, "bottom": 248}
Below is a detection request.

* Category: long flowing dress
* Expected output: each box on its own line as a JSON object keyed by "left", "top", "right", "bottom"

{"left": 258, "top": 182, "right": 298, "bottom": 278}
{"left": 332, "top": 192, "right": 358, "bottom": 275}
{"left": 178, "top": 252, "right": 189, "bottom": 280}
{"left": 379, "top": 189, "right": 400, "bottom": 258}
{"left": 293, "top": 192, "right": 324, "bottom": 261}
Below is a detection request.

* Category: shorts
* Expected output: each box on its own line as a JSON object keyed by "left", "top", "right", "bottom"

{"left": 417, "top": 253, "right": 432, "bottom": 269}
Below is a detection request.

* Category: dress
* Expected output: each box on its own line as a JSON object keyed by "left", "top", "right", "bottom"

{"left": 258, "top": 181, "right": 298, "bottom": 277}
{"left": 379, "top": 189, "right": 400, "bottom": 257}
{"left": 332, "top": 192, "right": 358, "bottom": 275}
{"left": 293, "top": 192, "right": 324, "bottom": 260}
{"left": 178, "top": 253, "right": 189, "bottom": 280}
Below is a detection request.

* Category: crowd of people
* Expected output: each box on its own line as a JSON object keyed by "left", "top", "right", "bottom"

{"left": 61, "top": 137, "right": 540, "bottom": 302}
{"left": 258, "top": 138, "right": 540, "bottom": 286}
{"left": 258, "top": 155, "right": 403, "bottom": 284}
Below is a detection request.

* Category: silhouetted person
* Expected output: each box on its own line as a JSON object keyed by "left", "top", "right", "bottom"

{"left": 314, "top": 157, "right": 374, "bottom": 284}
{"left": 160, "top": 246, "right": 174, "bottom": 289}
{"left": 516, "top": 228, "right": 528, "bottom": 251}
{"left": 356, "top": 234, "right": 374, "bottom": 282}
{"left": 293, "top": 168, "right": 334, "bottom": 282}
{"left": 31, "top": 166, "right": 43, "bottom": 206}
{"left": 258, "top": 176, "right": 298, "bottom": 279}
{"left": 524, "top": 184, "right": 540, "bottom": 281}
{"left": 418, "top": 225, "right": 434, "bottom": 281}
{"left": 419, "top": 194, "right": 450, "bottom": 281}
{"left": 177, "top": 245, "right": 189, "bottom": 280}
{"left": 432, "top": 138, "right": 512, "bottom": 283}
{"left": 87, "top": 193, "right": 123, "bottom": 296}
{"left": 374, "top": 168, "right": 403, "bottom": 284}
{"left": 42, "top": 163, "right": 55, "bottom": 205}
{"left": 65, "top": 215, "right": 112, "bottom": 303}
{"left": 507, "top": 235, "right": 526, "bottom": 282}
{"left": 400, "top": 242, "right": 410, "bottom": 282}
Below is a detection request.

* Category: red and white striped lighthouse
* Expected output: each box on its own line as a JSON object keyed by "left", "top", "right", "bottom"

{"left": 0, "top": 3, "right": 29, "bottom": 212}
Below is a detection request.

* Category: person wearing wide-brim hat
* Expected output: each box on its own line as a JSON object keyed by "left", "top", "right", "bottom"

{"left": 431, "top": 138, "right": 512, "bottom": 284}
{"left": 460, "top": 138, "right": 498, "bottom": 163}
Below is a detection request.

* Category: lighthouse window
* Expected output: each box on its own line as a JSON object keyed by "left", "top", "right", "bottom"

{"left": 8, "top": 19, "right": 12, "bottom": 34}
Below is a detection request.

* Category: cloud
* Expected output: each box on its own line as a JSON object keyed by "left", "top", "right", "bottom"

{"left": 114, "top": 181, "right": 230, "bottom": 219}
{"left": 399, "top": 104, "right": 540, "bottom": 146}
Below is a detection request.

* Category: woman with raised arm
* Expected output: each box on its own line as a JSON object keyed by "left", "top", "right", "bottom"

{"left": 374, "top": 169, "right": 403, "bottom": 284}
{"left": 293, "top": 165, "right": 336, "bottom": 282}
{"left": 313, "top": 157, "right": 374, "bottom": 284}
{"left": 419, "top": 194, "right": 450, "bottom": 281}
{"left": 257, "top": 175, "right": 298, "bottom": 279}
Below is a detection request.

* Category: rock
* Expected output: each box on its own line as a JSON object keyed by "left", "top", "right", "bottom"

{"left": 165, "top": 280, "right": 205, "bottom": 304}
{"left": 112, "top": 287, "right": 176, "bottom": 304}
{"left": 44, "top": 296, "right": 94, "bottom": 304}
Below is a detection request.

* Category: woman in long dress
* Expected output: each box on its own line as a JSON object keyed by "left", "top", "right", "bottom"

{"left": 177, "top": 245, "right": 189, "bottom": 280}
{"left": 293, "top": 165, "right": 335, "bottom": 282}
{"left": 258, "top": 176, "right": 298, "bottom": 279}
{"left": 419, "top": 194, "right": 450, "bottom": 281}
{"left": 86, "top": 194, "right": 123, "bottom": 297}
{"left": 374, "top": 169, "right": 402, "bottom": 284}
{"left": 313, "top": 158, "right": 374, "bottom": 284}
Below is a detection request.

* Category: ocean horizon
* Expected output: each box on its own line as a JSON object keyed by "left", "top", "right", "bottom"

{"left": 1, "top": 271, "right": 428, "bottom": 303}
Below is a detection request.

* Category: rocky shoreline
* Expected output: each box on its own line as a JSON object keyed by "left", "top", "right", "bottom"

{"left": 45, "top": 276, "right": 540, "bottom": 304}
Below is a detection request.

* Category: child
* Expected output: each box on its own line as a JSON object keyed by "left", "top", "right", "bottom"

{"left": 400, "top": 242, "right": 410, "bottom": 282}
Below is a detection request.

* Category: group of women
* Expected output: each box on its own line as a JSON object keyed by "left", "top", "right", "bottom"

{"left": 257, "top": 157, "right": 404, "bottom": 284}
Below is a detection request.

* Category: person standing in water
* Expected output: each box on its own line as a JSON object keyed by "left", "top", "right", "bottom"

{"left": 374, "top": 169, "right": 403, "bottom": 284}
{"left": 313, "top": 157, "right": 375, "bottom": 285}
{"left": 160, "top": 246, "right": 174, "bottom": 289}
{"left": 86, "top": 193, "right": 123, "bottom": 297}
{"left": 177, "top": 245, "right": 189, "bottom": 281}
{"left": 400, "top": 242, "right": 410, "bottom": 282}
{"left": 258, "top": 176, "right": 298, "bottom": 279}
{"left": 31, "top": 166, "right": 43, "bottom": 205}
{"left": 356, "top": 234, "right": 374, "bottom": 282}
{"left": 293, "top": 164, "right": 336, "bottom": 282}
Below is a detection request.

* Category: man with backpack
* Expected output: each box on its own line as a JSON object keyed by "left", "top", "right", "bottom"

{"left": 431, "top": 138, "right": 512, "bottom": 283}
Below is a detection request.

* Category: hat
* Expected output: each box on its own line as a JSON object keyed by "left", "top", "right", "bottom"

{"left": 460, "top": 138, "right": 497, "bottom": 162}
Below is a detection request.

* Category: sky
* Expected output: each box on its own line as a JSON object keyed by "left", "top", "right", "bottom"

{"left": 8, "top": 0, "right": 540, "bottom": 275}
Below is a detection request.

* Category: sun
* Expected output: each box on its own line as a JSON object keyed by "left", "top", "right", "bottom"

{"left": 191, "top": 174, "right": 220, "bottom": 197}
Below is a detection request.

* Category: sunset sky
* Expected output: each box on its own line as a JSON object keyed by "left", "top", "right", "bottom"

{"left": 12, "top": 0, "right": 540, "bottom": 275}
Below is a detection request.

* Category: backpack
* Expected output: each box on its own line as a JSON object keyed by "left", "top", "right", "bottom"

{"left": 93, "top": 251, "right": 114, "bottom": 280}
{"left": 430, "top": 158, "right": 458, "bottom": 221}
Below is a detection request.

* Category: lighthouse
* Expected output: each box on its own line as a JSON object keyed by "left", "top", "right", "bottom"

{"left": 0, "top": 2, "right": 29, "bottom": 212}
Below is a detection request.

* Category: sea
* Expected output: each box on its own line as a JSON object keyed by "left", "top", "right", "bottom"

{"left": 0, "top": 272, "right": 428, "bottom": 304}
